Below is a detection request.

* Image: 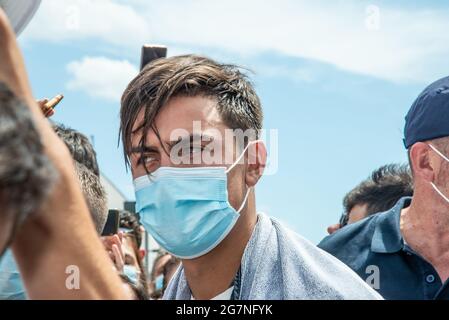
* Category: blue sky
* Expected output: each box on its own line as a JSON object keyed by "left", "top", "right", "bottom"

{"left": 17, "top": 0, "right": 449, "bottom": 243}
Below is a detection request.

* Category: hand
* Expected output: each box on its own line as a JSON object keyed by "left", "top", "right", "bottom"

{"left": 37, "top": 98, "right": 55, "bottom": 118}
{"left": 102, "top": 233, "right": 125, "bottom": 273}
{"left": 327, "top": 223, "right": 341, "bottom": 235}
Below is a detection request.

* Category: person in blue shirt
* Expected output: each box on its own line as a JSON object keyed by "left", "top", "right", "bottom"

{"left": 319, "top": 76, "right": 449, "bottom": 300}
{"left": 327, "top": 164, "right": 413, "bottom": 235}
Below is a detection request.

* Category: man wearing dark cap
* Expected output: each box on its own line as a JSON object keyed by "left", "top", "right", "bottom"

{"left": 319, "top": 76, "right": 449, "bottom": 300}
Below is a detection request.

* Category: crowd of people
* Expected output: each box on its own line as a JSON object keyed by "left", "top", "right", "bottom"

{"left": 1, "top": 1, "right": 449, "bottom": 300}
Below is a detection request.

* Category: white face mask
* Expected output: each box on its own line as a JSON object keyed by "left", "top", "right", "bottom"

{"left": 428, "top": 144, "right": 449, "bottom": 204}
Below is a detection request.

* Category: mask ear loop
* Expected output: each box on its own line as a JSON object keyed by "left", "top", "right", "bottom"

{"left": 430, "top": 182, "right": 449, "bottom": 204}
{"left": 236, "top": 187, "right": 252, "bottom": 214}
{"left": 225, "top": 140, "right": 263, "bottom": 174}
{"left": 428, "top": 144, "right": 449, "bottom": 204}
{"left": 225, "top": 140, "right": 263, "bottom": 213}
{"left": 429, "top": 144, "right": 449, "bottom": 163}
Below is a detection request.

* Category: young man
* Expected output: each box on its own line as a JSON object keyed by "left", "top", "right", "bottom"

{"left": 120, "top": 55, "right": 381, "bottom": 300}
{"left": 319, "top": 76, "right": 449, "bottom": 300}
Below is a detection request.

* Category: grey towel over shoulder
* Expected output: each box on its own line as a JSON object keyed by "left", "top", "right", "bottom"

{"left": 163, "top": 213, "right": 383, "bottom": 300}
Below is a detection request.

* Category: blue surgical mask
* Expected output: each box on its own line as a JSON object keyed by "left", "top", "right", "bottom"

{"left": 0, "top": 249, "right": 27, "bottom": 300}
{"left": 154, "top": 274, "right": 164, "bottom": 291}
{"left": 134, "top": 141, "right": 257, "bottom": 259}
{"left": 123, "top": 264, "right": 140, "bottom": 285}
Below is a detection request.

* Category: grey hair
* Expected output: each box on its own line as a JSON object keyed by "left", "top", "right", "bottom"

{"left": 74, "top": 162, "right": 107, "bottom": 234}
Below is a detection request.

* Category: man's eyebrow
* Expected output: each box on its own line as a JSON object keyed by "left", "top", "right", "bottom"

{"left": 167, "top": 133, "right": 215, "bottom": 148}
{"left": 130, "top": 145, "right": 159, "bottom": 153}
{"left": 131, "top": 134, "right": 216, "bottom": 155}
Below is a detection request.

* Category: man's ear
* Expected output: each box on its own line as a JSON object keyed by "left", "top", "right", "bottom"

{"left": 409, "top": 142, "right": 435, "bottom": 183}
{"left": 138, "top": 249, "right": 146, "bottom": 260}
{"left": 245, "top": 141, "right": 267, "bottom": 187}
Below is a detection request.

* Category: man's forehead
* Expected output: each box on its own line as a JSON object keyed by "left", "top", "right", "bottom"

{"left": 131, "top": 96, "right": 226, "bottom": 139}
{"left": 131, "top": 107, "right": 230, "bottom": 148}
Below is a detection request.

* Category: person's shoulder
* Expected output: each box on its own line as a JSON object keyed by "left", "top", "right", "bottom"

{"left": 318, "top": 213, "right": 380, "bottom": 255}
{"left": 265, "top": 214, "right": 382, "bottom": 299}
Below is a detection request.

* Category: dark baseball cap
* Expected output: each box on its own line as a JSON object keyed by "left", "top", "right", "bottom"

{"left": 404, "top": 76, "right": 449, "bottom": 149}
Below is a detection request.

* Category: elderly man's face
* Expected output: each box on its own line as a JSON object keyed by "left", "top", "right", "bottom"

{"left": 430, "top": 141, "right": 449, "bottom": 204}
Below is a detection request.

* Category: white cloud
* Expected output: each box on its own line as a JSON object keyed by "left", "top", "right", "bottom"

{"left": 143, "top": 0, "right": 449, "bottom": 83}
{"left": 24, "top": 0, "right": 449, "bottom": 83}
{"left": 23, "top": 0, "right": 150, "bottom": 48}
{"left": 66, "top": 56, "right": 138, "bottom": 101}
{"left": 256, "top": 64, "right": 317, "bottom": 83}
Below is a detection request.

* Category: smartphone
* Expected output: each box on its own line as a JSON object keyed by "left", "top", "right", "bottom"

{"left": 101, "top": 209, "right": 120, "bottom": 236}
{"left": 140, "top": 44, "right": 167, "bottom": 70}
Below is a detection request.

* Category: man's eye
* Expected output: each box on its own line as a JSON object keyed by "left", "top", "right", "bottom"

{"left": 138, "top": 154, "right": 157, "bottom": 165}
{"left": 143, "top": 156, "right": 155, "bottom": 163}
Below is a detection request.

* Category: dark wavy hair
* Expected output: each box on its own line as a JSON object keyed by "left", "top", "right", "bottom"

{"left": 341, "top": 164, "right": 413, "bottom": 226}
{"left": 52, "top": 123, "right": 99, "bottom": 176}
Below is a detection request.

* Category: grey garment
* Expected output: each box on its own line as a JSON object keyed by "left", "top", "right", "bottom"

{"left": 0, "top": 0, "right": 41, "bottom": 35}
{"left": 163, "top": 213, "right": 383, "bottom": 300}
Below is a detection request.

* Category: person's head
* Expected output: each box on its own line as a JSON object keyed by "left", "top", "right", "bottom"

{"left": 52, "top": 123, "right": 99, "bottom": 176}
{"left": 0, "top": 83, "right": 55, "bottom": 257}
{"left": 73, "top": 162, "right": 107, "bottom": 234}
{"left": 120, "top": 55, "right": 267, "bottom": 259}
{"left": 53, "top": 123, "right": 106, "bottom": 233}
{"left": 403, "top": 76, "right": 449, "bottom": 214}
{"left": 149, "top": 251, "right": 180, "bottom": 299}
{"left": 119, "top": 210, "right": 148, "bottom": 294}
{"left": 327, "top": 164, "right": 413, "bottom": 234}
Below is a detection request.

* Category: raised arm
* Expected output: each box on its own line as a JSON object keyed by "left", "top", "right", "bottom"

{"left": 0, "top": 8, "right": 132, "bottom": 300}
